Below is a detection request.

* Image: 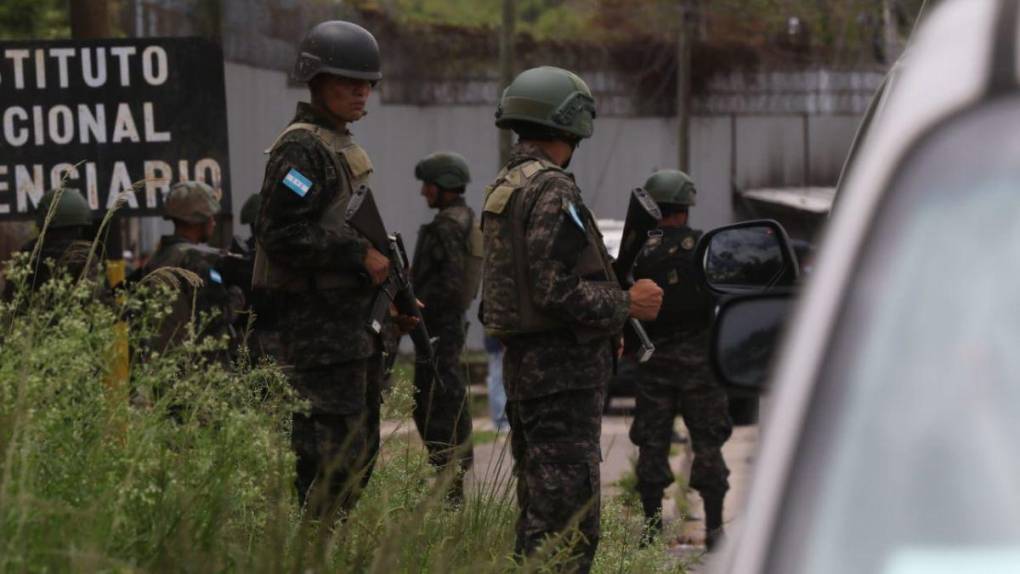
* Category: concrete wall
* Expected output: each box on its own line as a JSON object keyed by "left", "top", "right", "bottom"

{"left": 138, "top": 61, "right": 865, "bottom": 350}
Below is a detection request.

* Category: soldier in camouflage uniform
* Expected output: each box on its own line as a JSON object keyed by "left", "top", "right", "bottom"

{"left": 627, "top": 170, "right": 733, "bottom": 550}
{"left": 3, "top": 189, "right": 98, "bottom": 300}
{"left": 253, "top": 20, "right": 397, "bottom": 519}
{"left": 142, "top": 181, "right": 243, "bottom": 353}
{"left": 482, "top": 66, "right": 663, "bottom": 572}
{"left": 410, "top": 151, "right": 482, "bottom": 501}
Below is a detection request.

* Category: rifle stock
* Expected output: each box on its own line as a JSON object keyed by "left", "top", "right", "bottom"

{"left": 616, "top": 187, "right": 663, "bottom": 363}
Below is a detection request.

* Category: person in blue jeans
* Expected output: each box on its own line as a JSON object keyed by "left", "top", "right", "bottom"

{"left": 484, "top": 335, "right": 509, "bottom": 431}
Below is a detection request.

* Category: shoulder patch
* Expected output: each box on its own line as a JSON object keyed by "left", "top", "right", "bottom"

{"left": 283, "top": 168, "right": 313, "bottom": 197}
{"left": 564, "top": 200, "right": 585, "bottom": 231}
{"left": 209, "top": 268, "right": 223, "bottom": 284}
{"left": 681, "top": 236, "right": 696, "bottom": 251}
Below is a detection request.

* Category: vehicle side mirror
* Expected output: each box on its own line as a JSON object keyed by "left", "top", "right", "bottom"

{"left": 711, "top": 292, "right": 793, "bottom": 392}
{"left": 695, "top": 220, "right": 799, "bottom": 295}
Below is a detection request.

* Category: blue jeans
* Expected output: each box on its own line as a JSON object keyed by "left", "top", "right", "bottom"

{"left": 486, "top": 347, "right": 508, "bottom": 430}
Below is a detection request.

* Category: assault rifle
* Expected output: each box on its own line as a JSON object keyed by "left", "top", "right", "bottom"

{"left": 345, "top": 185, "right": 443, "bottom": 387}
{"left": 612, "top": 187, "right": 663, "bottom": 363}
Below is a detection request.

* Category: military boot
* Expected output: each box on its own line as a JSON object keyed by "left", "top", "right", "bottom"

{"left": 703, "top": 494, "right": 725, "bottom": 551}
{"left": 640, "top": 495, "right": 663, "bottom": 547}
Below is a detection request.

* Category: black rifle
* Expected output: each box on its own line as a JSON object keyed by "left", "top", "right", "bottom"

{"left": 612, "top": 187, "right": 663, "bottom": 363}
{"left": 345, "top": 185, "right": 443, "bottom": 387}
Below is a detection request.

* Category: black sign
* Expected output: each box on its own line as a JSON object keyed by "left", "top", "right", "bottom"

{"left": 0, "top": 37, "right": 230, "bottom": 219}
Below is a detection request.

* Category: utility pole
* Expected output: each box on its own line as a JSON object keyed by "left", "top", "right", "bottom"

{"left": 70, "top": 0, "right": 129, "bottom": 399}
{"left": 70, "top": 0, "right": 111, "bottom": 39}
{"left": 676, "top": 1, "right": 695, "bottom": 172}
{"left": 70, "top": 0, "right": 119, "bottom": 280}
{"left": 882, "top": 0, "right": 903, "bottom": 63}
{"left": 499, "top": 0, "right": 516, "bottom": 167}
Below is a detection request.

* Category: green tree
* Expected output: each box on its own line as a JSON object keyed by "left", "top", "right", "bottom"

{"left": 0, "top": 0, "right": 69, "bottom": 40}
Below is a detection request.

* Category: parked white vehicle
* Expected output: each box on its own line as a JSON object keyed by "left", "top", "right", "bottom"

{"left": 699, "top": 0, "right": 1020, "bottom": 571}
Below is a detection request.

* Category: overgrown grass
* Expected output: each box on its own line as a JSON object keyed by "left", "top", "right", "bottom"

{"left": 0, "top": 216, "right": 686, "bottom": 573}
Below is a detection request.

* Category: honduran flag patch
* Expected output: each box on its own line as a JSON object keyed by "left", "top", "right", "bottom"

{"left": 283, "top": 168, "right": 313, "bottom": 197}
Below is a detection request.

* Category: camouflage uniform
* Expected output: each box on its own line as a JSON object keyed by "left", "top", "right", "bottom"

{"left": 628, "top": 226, "right": 732, "bottom": 533}
{"left": 3, "top": 189, "right": 99, "bottom": 301}
{"left": 483, "top": 142, "right": 630, "bottom": 573}
{"left": 2, "top": 236, "right": 95, "bottom": 300}
{"left": 254, "top": 102, "right": 380, "bottom": 517}
{"left": 411, "top": 196, "right": 475, "bottom": 479}
{"left": 142, "top": 234, "right": 243, "bottom": 353}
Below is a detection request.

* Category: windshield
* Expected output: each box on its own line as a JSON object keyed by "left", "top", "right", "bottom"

{"left": 768, "top": 97, "right": 1020, "bottom": 574}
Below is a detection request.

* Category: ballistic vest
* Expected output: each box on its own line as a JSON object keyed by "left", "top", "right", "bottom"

{"left": 432, "top": 203, "right": 484, "bottom": 310}
{"left": 481, "top": 157, "right": 618, "bottom": 339}
{"left": 147, "top": 239, "right": 221, "bottom": 270}
{"left": 252, "top": 122, "right": 373, "bottom": 292}
{"left": 636, "top": 227, "right": 713, "bottom": 337}
{"left": 143, "top": 236, "right": 236, "bottom": 350}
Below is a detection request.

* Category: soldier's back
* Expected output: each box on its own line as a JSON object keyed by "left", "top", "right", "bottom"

{"left": 3, "top": 236, "right": 97, "bottom": 301}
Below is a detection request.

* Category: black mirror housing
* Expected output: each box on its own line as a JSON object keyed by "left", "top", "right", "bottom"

{"left": 710, "top": 291, "right": 794, "bottom": 392}
{"left": 695, "top": 219, "right": 800, "bottom": 295}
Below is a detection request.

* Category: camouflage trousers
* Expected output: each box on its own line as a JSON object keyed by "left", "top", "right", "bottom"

{"left": 290, "top": 354, "right": 383, "bottom": 519}
{"left": 412, "top": 320, "right": 474, "bottom": 475}
{"left": 629, "top": 356, "right": 732, "bottom": 503}
{"left": 508, "top": 388, "right": 603, "bottom": 574}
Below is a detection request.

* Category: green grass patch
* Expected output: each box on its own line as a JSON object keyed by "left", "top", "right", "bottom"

{"left": 614, "top": 464, "right": 642, "bottom": 511}
{"left": 673, "top": 474, "right": 691, "bottom": 520}
{"left": 0, "top": 220, "right": 687, "bottom": 573}
{"left": 471, "top": 429, "right": 502, "bottom": 446}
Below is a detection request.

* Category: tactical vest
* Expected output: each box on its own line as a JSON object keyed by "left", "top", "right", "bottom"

{"left": 637, "top": 228, "right": 713, "bottom": 336}
{"left": 481, "top": 158, "right": 619, "bottom": 340}
{"left": 144, "top": 238, "right": 236, "bottom": 349}
{"left": 252, "top": 122, "right": 373, "bottom": 292}
{"left": 147, "top": 239, "right": 220, "bottom": 271}
{"left": 432, "top": 204, "right": 484, "bottom": 310}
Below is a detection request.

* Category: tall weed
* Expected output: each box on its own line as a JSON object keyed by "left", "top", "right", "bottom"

{"left": 0, "top": 229, "right": 685, "bottom": 573}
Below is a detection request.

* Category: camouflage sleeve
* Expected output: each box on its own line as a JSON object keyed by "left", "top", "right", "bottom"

{"left": 414, "top": 218, "right": 466, "bottom": 311}
{"left": 255, "top": 138, "right": 367, "bottom": 273}
{"left": 524, "top": 176, "right": 630, "bottom": 332}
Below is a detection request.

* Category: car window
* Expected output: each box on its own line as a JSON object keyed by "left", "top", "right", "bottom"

{"left": 768, "top": 97, "right": 1020, "bottom": 574}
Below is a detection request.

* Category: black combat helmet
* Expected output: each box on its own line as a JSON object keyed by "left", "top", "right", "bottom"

{"left": 293, "top": 20, "right": 382, "bottom": 84}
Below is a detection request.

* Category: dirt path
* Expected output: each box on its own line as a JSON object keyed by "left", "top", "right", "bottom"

{"left": 385, "top": 397, "right": 759, "bottom": 573}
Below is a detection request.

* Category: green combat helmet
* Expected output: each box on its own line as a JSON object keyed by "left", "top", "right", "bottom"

{"left": 293, "top": 20, "right": 382, "bottom": 84}
{"left": 240, "top": 193, "right": 262, "bottom": 228}
{"left": 163, "top": 181, "right": 220, "bottom": 224}
{"left": 35, "top": 189, "right": 93, "bottom": 229}
{"left": 644, "top": 170, "right": 697, "bottom": 207}
{"left": 414, "top": 152, "right": 471, "bottom": 191}
{"left": 495, "top": 66, "right": 597, "bottom": 140}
